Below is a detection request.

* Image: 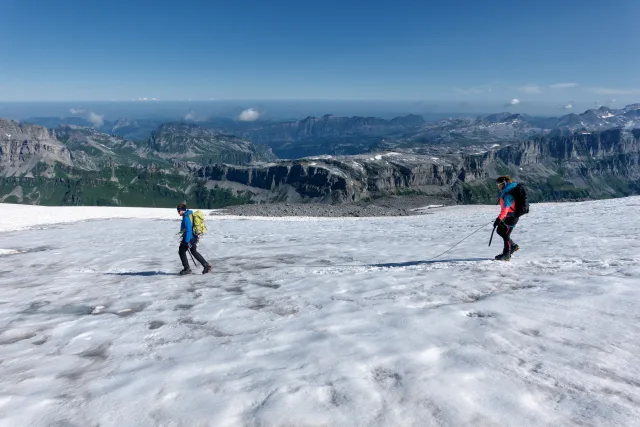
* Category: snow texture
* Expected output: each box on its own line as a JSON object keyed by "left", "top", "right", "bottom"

{"left": 1, "top": 198, "right": 640, "bottom": 426}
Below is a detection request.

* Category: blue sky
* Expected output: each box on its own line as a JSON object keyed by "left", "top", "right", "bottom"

{"left": 0, "top": 0, "right": 638, "bottom": 108}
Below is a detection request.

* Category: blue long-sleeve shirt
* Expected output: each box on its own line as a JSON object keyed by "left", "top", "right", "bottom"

{"left": 180, "top": 209, "right": 194, "bottom": 243}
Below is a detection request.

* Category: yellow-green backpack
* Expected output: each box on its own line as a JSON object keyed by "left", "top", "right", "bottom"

{"left": 188, "top": 210, "right": 208, "bottom": 236}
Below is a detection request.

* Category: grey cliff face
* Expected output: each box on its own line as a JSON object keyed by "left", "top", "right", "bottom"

{"left": 197, "top": 152, "right": 476, "bottom": 203}
{"left": 0, "top": 119, "right": 54, "bottom": 141}
{"left": 200, "top": 162, "right": 361, "bottom": 203}
{"left": 493, "top": 129, "right": 639, "bottom": 166}
{"left": 0, "top": 119, "right": 72, "bottom": 177}
{"left": 196, "top": 129, "right": 640, "bottom": 204}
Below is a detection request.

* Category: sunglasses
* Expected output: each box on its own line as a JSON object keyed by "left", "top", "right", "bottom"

{"left": 177, "top": 208, "right": 186, "bottom": 212}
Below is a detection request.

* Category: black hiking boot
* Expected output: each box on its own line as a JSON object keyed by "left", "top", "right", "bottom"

{"left": 494, "top": 253, "right": 511, "bottom": 261}
{"left": 202, "top": 264, "right": 212, "bottom": 274}
{"left": 510, "top": 244, "right": 520, "bottom": 255}
{"left": 179, "top": 268, "right": 193, "bottom": 276}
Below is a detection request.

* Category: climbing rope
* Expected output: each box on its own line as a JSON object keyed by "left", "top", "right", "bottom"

{"left": 104, "top": 221, "right": 495, "bottom": 276}
{"left": 422, "top": 220, "right": 493, "bottom": 262}
{"left": 235, "top": 220, "right": 494, "bottom": 270}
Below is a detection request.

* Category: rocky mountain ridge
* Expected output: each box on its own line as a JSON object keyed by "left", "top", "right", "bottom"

{"left": 196, "top": 128, "right": 640, "bottom": 204}
{"left": 2, "top": 114, "right": 640, "bottom": 208}
{"left": 0, "top": 120, "right": 275, "bottom": 178}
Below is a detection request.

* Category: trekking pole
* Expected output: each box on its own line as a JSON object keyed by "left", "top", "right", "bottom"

{"left": 488, "top": 225, "right": 496, "bottom": 246}
{"left": 187, "top": 247, "right": 198, "bottom": 268}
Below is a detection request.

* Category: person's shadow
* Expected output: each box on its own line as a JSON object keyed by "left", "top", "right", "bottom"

{"left": 367, "top": 258, "right": 493, "bottom": 268}
{"left": 105, "top": 271, "right": 179, "bottom": 277}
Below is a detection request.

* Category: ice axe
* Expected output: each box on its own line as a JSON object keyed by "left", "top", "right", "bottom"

{"left": 488, "top": 225, "right": 496, "bottom": 246}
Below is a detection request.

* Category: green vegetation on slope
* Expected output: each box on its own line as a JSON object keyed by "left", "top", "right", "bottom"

{"left": 0, "top": 164, "right": 254, "bottom": 208}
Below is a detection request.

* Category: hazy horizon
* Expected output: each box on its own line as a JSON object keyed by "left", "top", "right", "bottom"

{"left": 0, "top": 99, "right": 633, "bottom": 123}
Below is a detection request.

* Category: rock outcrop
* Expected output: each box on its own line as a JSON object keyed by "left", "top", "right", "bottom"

{"left": 0, "top": 119, "right": 72, "bottom": 177}
{"left": 196, "top": 151, "right": 486, "bottom": 203}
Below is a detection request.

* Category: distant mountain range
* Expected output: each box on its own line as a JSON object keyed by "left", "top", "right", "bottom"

{"left": 2, "top": 104, "right": 640, "bottom": 207}
{"left": 198, "top": 128, "right": 640, "bottom": 205}
{"left": 22, "top": 104, "right": 640, "bottom": 159}
{"left": 0, "top": 119, "right": 274, "bottom": 207}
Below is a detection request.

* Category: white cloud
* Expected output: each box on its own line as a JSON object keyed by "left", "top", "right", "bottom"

{"left": 563, "top": 103, "right": 573, "bottom": 109}
{"left": 507, "top": 98, "right": 521, "bottom": 106}
{"left": 550, "top": 83, "right": 578, "bottom": 88}
{"left": 88, "top": 112, "right": 104, "bottom": 128}
{"left": 238, "top": 108, "right": 260, "bottom": 122}
{"left": 69, "top": 108, "right": 85, "bottom": 115}
{"left": 518, "top": 85, "right": 542, "bottom": 94}
{"left": 589, "top": 87, "right": 640, "bottom": 95}
{"left": 184, "top": 111, "right": 200, "bottom": 121}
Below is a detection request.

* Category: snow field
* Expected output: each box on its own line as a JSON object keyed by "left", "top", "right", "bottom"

{"left": 0, "top": 198, "right": 639, "bottom": 426}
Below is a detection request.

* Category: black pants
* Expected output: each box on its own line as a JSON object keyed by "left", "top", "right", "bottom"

{"left": 179, "top": 240, "right": 209, "bottom": 270}
{"left": 497, "top": 217, "right": 519, "bottom": 255}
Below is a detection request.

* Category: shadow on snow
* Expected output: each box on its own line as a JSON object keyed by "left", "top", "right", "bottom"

{"left": 367, "top": 258, "right": 493, "bottom": 269}
{"left": 104, "top": 258, "right": 495, "bottom": 276}
{"left": 105, "top": 271, "right": 179, "bottom": 277}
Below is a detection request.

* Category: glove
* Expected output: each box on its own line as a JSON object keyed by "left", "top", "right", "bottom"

{"left": 493, "top": 218, "right": 502, "bottom": 227}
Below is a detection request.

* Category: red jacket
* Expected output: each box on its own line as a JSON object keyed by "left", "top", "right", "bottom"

{"left": 498, "top": 182, "right": 518, "bottom": 220}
